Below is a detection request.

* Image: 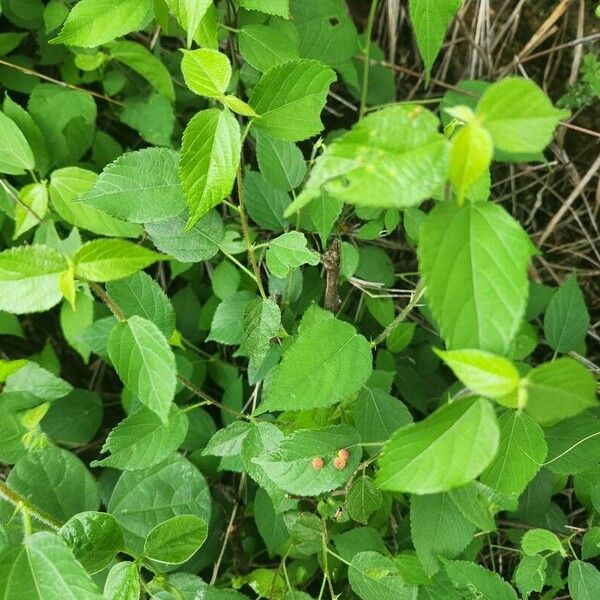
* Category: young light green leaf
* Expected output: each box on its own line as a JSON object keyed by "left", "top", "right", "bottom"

{"left": 107, "top": 40, "right": 175, "bottom": 101}
{"left": 240, "top": 0, "right": 289, "bottom": 18}
{"left": 253, "top": 425, "right": 361, "bottom": 496}
{"left": 239, "top": 24, "right": 299, "bottom": 73}
{"left": 108, "top": 316, "right": 177, "bottom": 423}
{"left": 346, "top": 476, "right": 383, "bottom": 524}
{"left": 266, "top": 232, "right": 320, "bottom": 278}
{"left": 515, "top": 554, "right": 546, "bottom": 598}
{"left": 377, "top": 397, "right": 499, "bottom": 494}
{"left": 180, "top": 108, "right": 241, "bottom": 227}
{"left": 92, "top": 407, "right": 188, "bottom": 470}
{"left": 285, "top": 105, "right": 449, "bottom": 216}
{"left": 0, "top": 532, "right": 102, "bottom": 600}
{"left": 107, "top": 271, "right": 176, "bottom": 338}
{"left": 419, "top": 201, "right": 531, "bottom": 355}
{"left": 181, "top": 48, "right": 231, "bottom": 98}
{"left": 143, "top": 514, "right": 208, "bottom": 564}
{"left": 51, "top": 0, "right": 153, "bottom": 47}
{"left": 543, "top": 273, "right": 590, "bottom": 353}
{"left": 434, "top": 348, "right": 520, "bottom": 400}
{"left": 477, "top": 78, "right": 569, "bottom": 154}
{"left": 480, "top": 411, "right": 547, "bottom": 498}
{"left": 241, "top": 298, "right": 281, "bottom": 369}
{"left": 49, "top": 167, "right": 142, "bottom": 239}
{"left": 348, "top": 551, "right": 416, "bottom": 600}
{"left": 0, "top": 245, "right": 68, "bottom": 314}
{"left": 103, "top": 562, "right": 140, "bottom": 600}
{"left": 79, "top": 148, "right": 186, "bottom": 223}
{"left": 108, "top": 454, "right": 211, "bottom": 553}
{"left": 449, "top": 121, "right": 493, "bottom": 203}
{"left": 411, "top": 494, "right": 475, "bottom": 575}
{"left": 249, "top": 59, "right": 336, "bottom": 141}
{"left": 568, "top": 560, "right": 600, "bottom": 600}
{"left": 60, "top": 511, "right": 124, "bottom": 574}
{"left": 0, "top": 110, "right": 35, "bottom": 174}
{"left": 73, "top": 239, "right": 166, "bottom": 282}
{"left": 4, "top": 361, "right": 72, "bottom": 407}
{"left": 165, "top": 0, "right": 212, "bottom": 47}
{"left": 523, "top": 357, "right": 597, "bottom": 425}
{"left": 255, "top": 131, "right": 306, "bottom": 191}
{"left": 409, "top": 0, "right": 463, "bottom": 78}
{"left": 521, "top": 528, "right": 565, "bottom": 556}
{"left": 258, "top": 315, "right": 372, "bottom": 413}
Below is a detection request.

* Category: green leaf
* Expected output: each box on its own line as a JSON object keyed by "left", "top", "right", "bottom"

{"left": 51, "top": 0, "right": 153, "bottom": 47}
{"left": 165, "top": 0, "right": 212, "bottom": 48}
{"left": 108, "top": 454, "right": 211, "bottom": 553}
{"left": 443, "top": 559, "right": 518, "bottom": 600}
{"left": 239, "top": 24, "right": 299, "bottom": 73}
{"left": 568, "top": 560, "right": 600, "bottom": 600}
{"left": 255, "top": 131, "right": 306, "bottom": 191}
{"left": 203, "top": 420, "right": 253, "bottom": 458}
{"left": 243, "top": 170, "right": 291, "bottom": 231}
{"left": 410, "top": 493, "right": 475, "bottom": 575}
{"left": 181, "top": 48, "right": 231, "bottom": 98}
{"left": 180, "top": 108, "right": 241, "bottom": 226}
{"left": 108, "top": 316, "right": 176, "bottom": 423}
{"left": 249, "top": 59, "right": 336, "bottom": 141}
{"left": 240, "top": 0, "right": 289, "bottom": 18}
{"left": 253, "top": 425, "right": 361, "bottom": 496}
{"left": 143, "top": 514, "right": 208, "bottom": 564}
{"left": 266, "top": 232, "right": 320, "bottom": 278}
{"left": 353, "top": 387, "right": 413, "bottom": 446}
{"left": 6, "top": 446, "right": 99, "bottom": 522}
{"left": 119, "top": 93, "right": 175, "bottom": 146}
{"left": 0, "top": 110, "right": 34, "bottom": 174}
{"left": 0, "top": 245, "right": 67, "bottom": 314}
{"left": 60, "top": 290, "right": 94, "bottom": 362}
{"left": 145, "top": 209, "right": 224, "bottom": 263}
{"left": 449, "top": 121, "right": 493, "bottom": 203}
{"left": 92, "top": 407, "right": 188, "bottom": 470}
{"left": 521, "top": 528, "right": 565, "bottom": 556}
{"left": 103, "top": 562, "right": 140, "bottom": 600}
{"left": 581, "top": 527, "right": 600, "bottom": 560}
{"left": 4, "top": 361, "right": 72, "bottom": 407}
{"left": 241, "top": 298, "right": 281, "bottom": 369}
{"left": 434, "top": 348, "right": 520, "bottom": 400}
{"left": 208, "top": 291, "right": 257, "bottom": 345}
{"left": 108, "top": 40, "right": 175, "bottom": 101}
{"left": 543, "top": 273, "right": 590, "bottom": 353}
{"left": 418, "top": 201, "right": 531, "bottom": 355}
{"left": 49, "top": 167, "right": 142, "bottom": 239}
{"left": 377, "top": 398, "right": 499, "bottom": 494}
{"left": 524, "top": 357, "right": 597, "bottom": 425}
{"left": 515, "top": 554, "right": 546, "bottom": 598}
{"left": 0, "top": 532, "right": 102, "bottom": 599}
{"left": 60, "top": 511, "right": 124, "bottom": 574}
{"left": 107, "top": 271, "right": 176, "bottom": 337}
{"left": 73, "top": 239, "right": 166, "bottom": 282}
{"left": 346, "top": 476, "right": 383, "bottom": 524}
{"left": 286, "top": 105, "right": 449, "bottom": 216}
{"left": 480, "top": 411, "right": 547, "bottom": 498}
{"left": 348, "top": 551, "right": 416, "bottom": 600}
{"left": 409, "top": 0, "right": 463, "bottom": 78}
{"left": 476, "top": 78, "right": 569, "bottom": 154}
{"left": 14, "top": 182, "right": 48, "bottom": 239}
{"left": 545, "top": 414, "right": 600, "bottom": 474}
{"left": 80, "top": 148, "right": 186, "bottom": 223}
{"left": 258, "top": 315, "right": 372, "bottom": 413}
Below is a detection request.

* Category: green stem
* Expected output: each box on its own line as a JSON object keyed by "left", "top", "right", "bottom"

{"left": 0, "top": 481, "right": 61, "bottom": 531}
{"left": 89, "top": 282, "right": 124, "bottom": 321}
{"left": 219, "top": 245, "right": 259, "bottom": 285}
{"left": 359, "top": 0, "right": 379, "bottom": 119}
{"left": 371, "top": 279, "right": 425, "bottom": 347}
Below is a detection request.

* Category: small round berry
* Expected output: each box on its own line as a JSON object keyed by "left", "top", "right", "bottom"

{"left": 333, "top": 456, "right": 347, "bottom": 470}
{"left": 312, "top": 457, "right": 324, "bottom": 470}
{"left": 337, "top": 448, "right": 349, "bottom": 461}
